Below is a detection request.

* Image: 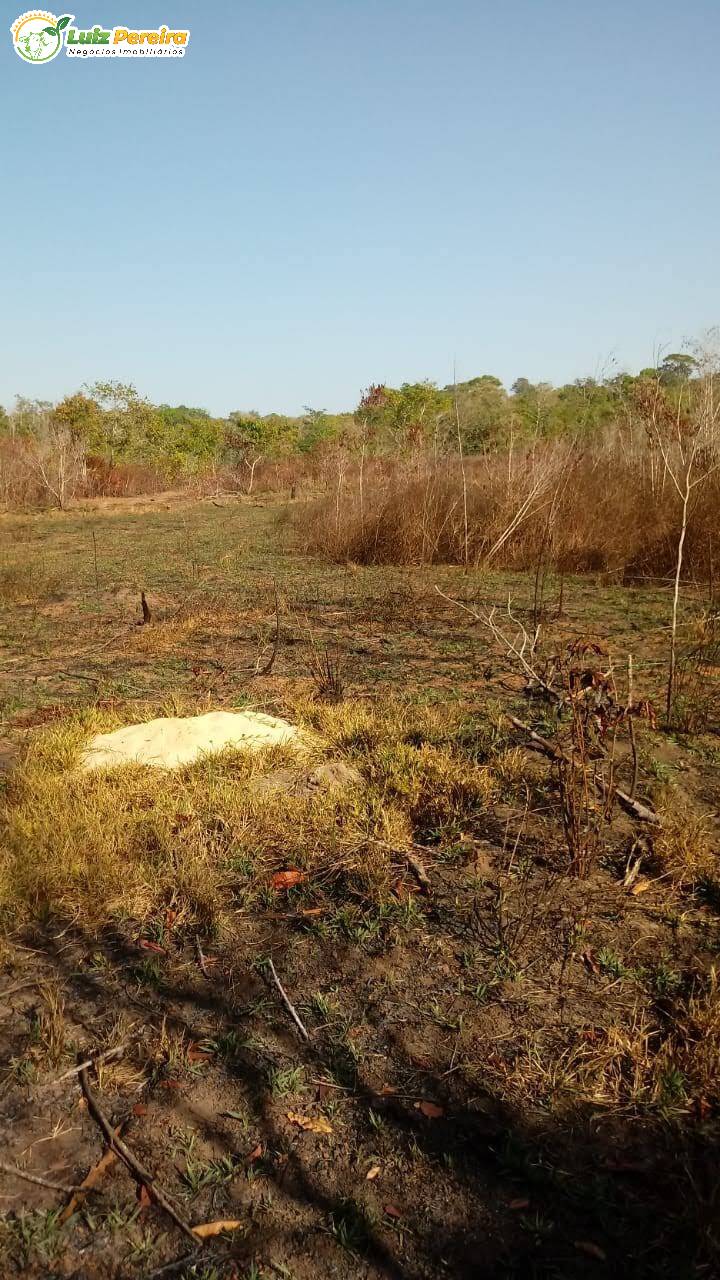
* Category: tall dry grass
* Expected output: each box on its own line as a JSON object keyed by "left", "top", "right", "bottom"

{"left": 293, "top": 436, "right": 720, "bottom": 581}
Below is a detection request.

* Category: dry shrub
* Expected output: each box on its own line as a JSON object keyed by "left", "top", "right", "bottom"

{"left": 663, "top": 968, "right": 720, "bottom": 1105}
{"left": 653, "top": 800, "right": 716, "bottom": 887}
{"left": 669, "top": 613, "right": 720, "bottom": 732}
{"left": 203, "top": 456, "right": 313, "bottom": 498}
{"left": 363, "top": 740, "right": 498, "bottom": 832}
{"left": 499, "top": 979, "right": 720, "bottom": 1113}
{"left": 33, "top": 981, "right": 67, "bottom": 1068}
{"left": 307, "top": 642, "right": 346, "bottom": 701}
{"left": 84, "top": 456, "right": 169, "bottom": 497}
{"left": 0, "top": 437, "right": 44, "bottom": 507}
{"left": 293, "top": 434, "right": 720, "bottom": 581}
{"left": 0, "top": 438, "right": 170, "bottom": 506}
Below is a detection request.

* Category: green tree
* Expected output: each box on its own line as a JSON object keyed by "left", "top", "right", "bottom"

{"left": 51, "top": 393, "right": 103, "bottom": 449}
{"left": 155, "top": 404, "right": 224, "bottom": 465}
{"left": 453, "top": 375, "right": 509, "bottom": 450}
{"left": 84, "top": 381, "right": 160, "bottom": 461}
{"left": 658, "top": 353, "right": 697, "bottom": 385}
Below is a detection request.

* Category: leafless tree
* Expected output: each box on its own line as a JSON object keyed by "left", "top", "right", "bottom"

{"left": 644, "top": 339, "right": 720, "bottom": 720}
{"left": 26, "top": 426, "right": 86, "bottom": 510}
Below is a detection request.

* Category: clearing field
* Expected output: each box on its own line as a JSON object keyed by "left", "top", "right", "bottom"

{"left": 1, "top": 495, "right": 719, "bottom": 1279}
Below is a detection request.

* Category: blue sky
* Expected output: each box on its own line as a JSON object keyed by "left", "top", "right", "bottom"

{"left": 2, "top": 0, "right": 719, "bottom": 415}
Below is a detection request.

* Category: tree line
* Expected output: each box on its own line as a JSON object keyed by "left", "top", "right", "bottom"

{"left": 0, "top": 352, "right": 700, "bottom": 489}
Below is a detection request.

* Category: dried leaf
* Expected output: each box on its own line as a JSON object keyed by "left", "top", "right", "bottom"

{"left": 574, "top": 1240, "right": 607, "bottom": 1261}
{"left": 187, "top": 1043, "right": 213, "bottom": 1064}
{"left": 132, "top": 1103, "right": 148, "bottom": 1117}
{"left": 60, "top": 1126, "right": 122, "bottom": 1223}
{"left": 581, "top": 1026, "right": 606, "bottom": 1044}
{"left": 246, "top": 1144, "right": 263, "bottom": 1163}
{"left": 383, "top": 1204, "right": 402, "bottom": 1219}
{"left": 631, "top": 878, "right": 652, "bottom": 896}
{"left": 415, "top": 1100, "right": 444, "bottom": 1119}
{"left": 138, "top": 939, "right": 166, "bottom": 954}
{"left": 366, "top": 1165, "right": 382, "bottom": 1181}
{"left": 508, "top": 1198, "right": 530, "bottom": 1210}
{"left": 272, "top": 869, "right": 307, "bottom": 891}
{"left": 138, "top": 1183, "right": 153, "bottom": 1209}
{"left": 286, "top": 1111, "right": 332, "bottom": 1134}
{"left": 192, "top": 1219, "right": 243, "bottom": 1239}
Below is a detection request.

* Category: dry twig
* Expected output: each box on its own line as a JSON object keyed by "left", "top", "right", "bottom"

{"left": 79, "top": 1066, "right": 196, "bottom": 1244}
{"left": 265, "top": 958, "right": 310, "bottom": 1041}
{"left": 44, "top": 1042, "right": 129, "bottom": 1088}
{"left": 507, "top": 714, "right": 659, "bottom": 825}
{"left": 0, "top": 1158, "right": 85, "bottom": 1195}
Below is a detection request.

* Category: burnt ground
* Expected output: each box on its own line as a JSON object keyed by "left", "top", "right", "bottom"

{"left": 0, "top": 495, "right": 719, "bottom": 1279}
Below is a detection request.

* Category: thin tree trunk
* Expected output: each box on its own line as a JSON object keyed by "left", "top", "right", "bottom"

{"left": 359, "top": 440, "right": 366, "bottom": 536}
{"left": 667, "top": 482, "right": 690, "bottom": 723}
{"left": 453, "top": 365, "right": 469, "bottom": 571}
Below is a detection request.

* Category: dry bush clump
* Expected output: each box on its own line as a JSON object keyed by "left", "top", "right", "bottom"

{"left": 664, "top": 968, "right": 720, "bottom": 1106}
{"left": 32, "top": 981, "right": 68, "bottom": 1069}
{"left": 293, "top": 436, "right": 720, "bottom": 581}
{"left": 84, "top": 456, "right": 169, "bottom": 498}
{"left": 307, "top": 642, "right": 346, "bottom": 701}
{"left": 0, "top": 436, "right": 171, "bottom": 508}
{"left": 669, "top": 612, "right": 720, "bottom": 733}
{"left": 365, "top": 740, "right": 498, "bottom": 833}
{"left": 653, "top": 800, "right": 717, "bottom": 887}
{"left": 495, "top": 974, "right": 720, "bottom": 1115}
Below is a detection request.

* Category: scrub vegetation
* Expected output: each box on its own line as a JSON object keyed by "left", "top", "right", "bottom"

{"left": 0, "top": 350, "right": 719, "bottom": 1277}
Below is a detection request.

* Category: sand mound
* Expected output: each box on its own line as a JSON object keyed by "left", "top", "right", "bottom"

{"left": 81, "top": 710, "right": 312, "bottom": 772}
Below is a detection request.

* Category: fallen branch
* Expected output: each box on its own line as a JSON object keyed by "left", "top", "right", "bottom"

{"left": 150, "top": 1251, "right": 232, "bottom": 1279}
{"left": 0, "top": 1158, "right": 85, "bottom": 1195}
{"left": 265, "top": 958, "right": 310, "bottom": 1042}
{"left": 79, "top": 1066, "right": 196, "bottom": 1244}
{"left": 506, "top": 714, "right": 659, "bottom": 825}
{"left": 55, "top": 669, "right": 100, "bottom": 686}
